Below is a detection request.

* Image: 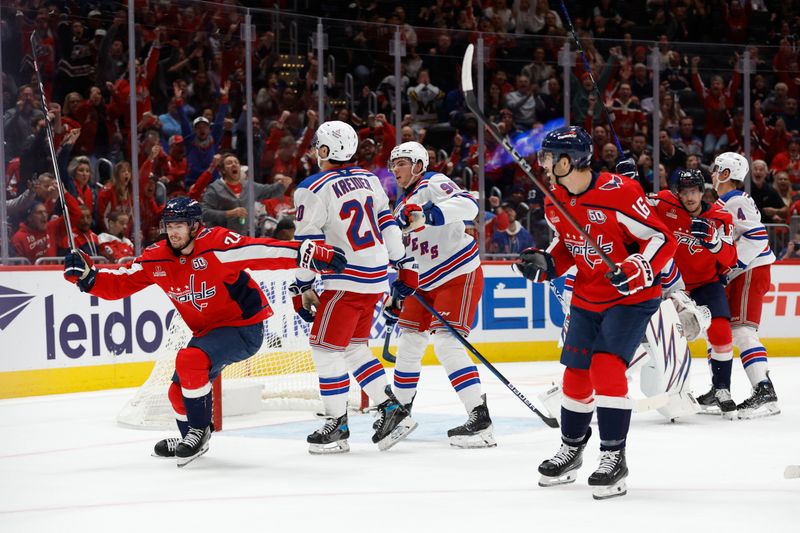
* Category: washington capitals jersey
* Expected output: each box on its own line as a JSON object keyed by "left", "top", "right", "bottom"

{"left": 395, "top": 171, "right": 480, "bottom": 290}
{"left": 649, "top": 190, "right": 737, "bottom": 291}
{"left": 545, "top": 172, "right": 676, "bottom": 312}
{"left": 293, "top": 166, "right": 404, "bottom": 293}
{"left": 87, "top": 226, "right": 301, "bottom": 337}
{"left": 715, "top": 190, "right": 776, "bottom": 277}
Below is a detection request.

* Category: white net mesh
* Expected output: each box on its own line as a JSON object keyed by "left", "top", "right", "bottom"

{"left": 117, "top": 270, "right": 364, "bottom": 430}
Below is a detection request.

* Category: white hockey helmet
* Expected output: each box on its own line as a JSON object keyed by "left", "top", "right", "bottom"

{"left": 712, "top": 152, "right": 749, "bottom": 188}
{"left": 390, "top": 141, "right": 429, "bottom": 176}
{"left": 313, "top": 120, "right": 359, "bottom": 163}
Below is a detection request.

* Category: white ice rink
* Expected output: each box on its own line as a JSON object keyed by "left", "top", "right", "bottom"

{"left": 1, "top": 357, "right": 799, "bottom": 533}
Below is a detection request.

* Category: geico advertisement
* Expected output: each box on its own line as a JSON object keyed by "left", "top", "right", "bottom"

{"left": 1, "top": 264, "right": 798, "bottom": 372}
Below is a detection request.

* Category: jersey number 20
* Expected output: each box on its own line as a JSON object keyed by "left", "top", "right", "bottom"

{"left": 340, "top": 197, "right": 383, "bottom": 251}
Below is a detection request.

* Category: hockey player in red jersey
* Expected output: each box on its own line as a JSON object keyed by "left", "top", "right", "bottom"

{"left": 516, "top": 126, "right": 676, "bottom": 500}
{"left": 291, "top": 121, "right": 418, "bottom": 453}
{"left": 63, "top": 197, "right": 346, "bottom": 467}
{"left": 713, "top": 152, "right": 779, "bottom": 418}
{"left": 649, "top": 169, "right": 739, "bottom": 417}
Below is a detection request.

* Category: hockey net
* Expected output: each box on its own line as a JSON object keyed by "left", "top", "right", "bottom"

{"left": 117, "top": 270, "right": 366, "bottom": 430}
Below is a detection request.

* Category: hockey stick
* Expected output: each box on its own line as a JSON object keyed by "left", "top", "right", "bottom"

{"left": 30, "top": 33, "right": 76, "bottom": 251}
{"left": 412, "top": 293, "right": 559, "bottom": 428}
{"left": 461, "top": 45, "right": 616, "bottom": 272}
{"left": 382, "top": 321, "right": 397, "bottom": 363}
{"left": 557, "top": 0, "right": 624, "bottom": 156}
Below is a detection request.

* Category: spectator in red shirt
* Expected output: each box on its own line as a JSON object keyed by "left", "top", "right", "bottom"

{"left": 690, "top": 55, "right": 741, "bottom": 159}
{"left": 770, "top": 137, "right": 800, "bottom": 186}
{"left": 12, "top": 202, "right": 54, "bottom": 263}
{"left": 162, "top": 135, "right": 189, "bottom": 196}
{"left": 261, "top": 109, "right": 317, "bottom": 183}
{"left": 98, "top": 210, "right": 134, "bottom": 263}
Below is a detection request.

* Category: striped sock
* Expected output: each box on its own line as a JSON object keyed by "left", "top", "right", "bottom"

{"left": 448, "top": 366, "right": 482, "bottom": 411}
{"left": 319, "top": 374, "right": 350, "bottom": 416}
{"left": 740, "top": 346, "right": 769, "bottom": 385}
{"left": 392, "top": 370, "right": 420, "bottom": 406}
{"left": 353, "top": 358, "right": 388, "bottom": 403}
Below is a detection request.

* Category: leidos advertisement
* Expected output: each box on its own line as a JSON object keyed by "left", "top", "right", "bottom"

{"left": 0, "top": 265, "right": 798, "bottom": 375}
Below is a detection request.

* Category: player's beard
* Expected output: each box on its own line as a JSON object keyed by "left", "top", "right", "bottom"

{"left": 167, "top": 224, "right": 198, "bottom": 253}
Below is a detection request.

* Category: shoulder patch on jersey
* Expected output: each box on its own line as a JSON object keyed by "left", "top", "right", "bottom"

{"left": 599, "top": 174, "right": 623, "bottom": 190}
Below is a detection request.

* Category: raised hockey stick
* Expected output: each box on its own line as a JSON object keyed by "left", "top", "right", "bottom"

{"left": 461, "top": 45, "right": 616, "bottom": 272}
{"left": 382, "top": 322, "right": 397, "bottom": 363}
{"left": 30, "top": 33, "right": 76, "bottom": 251}
{"left": 557, "top": 0, "right": 624, "bottom": 156}
{"left": 412, "top": 293, "right": 559, "bottom": 428}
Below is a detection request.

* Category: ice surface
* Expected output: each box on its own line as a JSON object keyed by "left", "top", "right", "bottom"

{"left": 1, "top": 359, "right": 798, "bottom": 532}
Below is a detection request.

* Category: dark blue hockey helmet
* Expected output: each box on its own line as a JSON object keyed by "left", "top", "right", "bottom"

{"left": 160, "top": 196, "right": 203, "bottom": 233}
{"left": 537, "top": 126, "right": 593, "bottom": 178}
{"left": 675, "top": 168, "right": 705, "bottom": 193}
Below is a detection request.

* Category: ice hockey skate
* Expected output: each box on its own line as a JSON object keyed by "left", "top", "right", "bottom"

{"left": 175, "top": 426, "right": 212, "bottom": 467}
{"left": 307, "top": 414, "right": 350, "bottom": 454}
{"left": 538, "top": 427, "right": 591, "bottom": 487}
{"left": 588, "top": 449, "right": 628, "bottom": 500}
{"left": 696, "top": 387, "right": 737, "bottom": 419}
{"left": 737, "top": 375, "right": 780, "bottom": 419}
{"left": 447, "top": 394, "right": 496, "bottom": 448}
{"left": 372, "top": 387, "right": 417, "bottom": 451}
{"left": 152, "top": 437, "right": 181, "bottom": 458}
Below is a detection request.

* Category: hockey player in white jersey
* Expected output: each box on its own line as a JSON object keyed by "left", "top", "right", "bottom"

{"left": 384, "top": 141, "right": 494, "bottom": 448}
{"left": 292, "top": 121, "right": 419, "bottom": 453}
{"left": 712, "top": 152, "right": 779, "bottom": 418}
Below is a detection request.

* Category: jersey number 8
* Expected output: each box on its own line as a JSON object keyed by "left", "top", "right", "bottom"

{"left": 339, "top": 197, "right": 384, "bottom": 251}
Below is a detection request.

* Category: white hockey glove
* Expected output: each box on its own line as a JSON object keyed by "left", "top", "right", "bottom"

{"left": 669, "top": 290, "right": 711, "bottom": 341}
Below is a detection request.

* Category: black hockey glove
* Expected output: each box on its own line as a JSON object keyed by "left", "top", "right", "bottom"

{"left": 64, "top": 250, "right": 97, "bottom": 292}
{"left": 514, "top": 248, "right": 556, "bottom": 283}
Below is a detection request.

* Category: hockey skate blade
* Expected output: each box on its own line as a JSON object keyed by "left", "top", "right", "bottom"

{"left": 449, "top": 427, "right": 497, "bottom": 449}
{"left": 176, "top": 443, "right": 209, "bottom": 468}
{"left": 591, "top": 479, "right": 627, "bottom": 500}
{"left": 538, "top": 470, "right": 578, "bottom": 487}
{"left": 784, "top": 465, "right": 800, "bottom": 479}
{"left": 377, "top": 417, "right": 418, "bottom": 451}
{"left": 308, "top": 440, "right": 350, "bottom": 455}
{"left": 737, "top": 402, "right": 780, "bottom": 420}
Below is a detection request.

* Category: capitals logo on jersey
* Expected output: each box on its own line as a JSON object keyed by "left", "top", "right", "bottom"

{"left": 168, "top": 274, "right": 216, "bottom": 311}
{"left": 599, "top": 175, "right": 623, "bottom": 190}
{"left": 674, "top": 232, "right": 704, "bottom": 255}
{"left": 563, "top": 226, "right": 615, "bottom": 267}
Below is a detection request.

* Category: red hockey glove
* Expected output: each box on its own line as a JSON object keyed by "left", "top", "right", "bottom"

{"left": 297, "top": 240, "right": 347, "bottom": 273}
{"left": 397, "top": 203, "right": 425, "bottom": 233}
{"left": 288, "top": 280, "right": 317, "bottom": 323}
{"left": 514, "top": 247, "right": 556, "bottom": 282}
{"left": 607, "top": 253, "right": 654, "bottom": 295}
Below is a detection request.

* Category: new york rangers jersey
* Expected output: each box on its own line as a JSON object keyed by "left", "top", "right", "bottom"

{"left": 86, "top": 226, "right": 301, "bottom": 337}
{"left": 715, "top": 190, "right": 776, "bottom": 277}
{"left": 394, "top": 171, "right": 480, "bottom": 290}
{"left": 293, "top": 166, "right": 404, "bottom": 293}
{"left": 649, "top": 190, "right": 738, "bottom": 291}
{"left": 545, "top": 172, "right": 677, "bottom": 312}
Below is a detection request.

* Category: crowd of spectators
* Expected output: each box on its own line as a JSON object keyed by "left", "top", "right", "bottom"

{"left": 3, "top": 0, "right": 800, "bottom": 263}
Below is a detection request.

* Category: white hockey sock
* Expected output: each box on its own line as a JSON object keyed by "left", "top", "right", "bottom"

{"left": 733, "top": 326, "right": 769, "bottom": 386}
{"left": 344, "top": 344, "right": 389, "bottom": 404}
{"left": 434, "top": 331, "right": 483, "bottom": 412}
{"left": 392, "top": 329, "right": 428, "bottom": 405}
{"left": 311, "top": 347, "right": 349, "bottom": 417}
